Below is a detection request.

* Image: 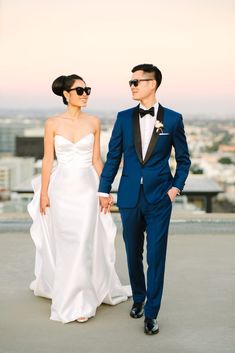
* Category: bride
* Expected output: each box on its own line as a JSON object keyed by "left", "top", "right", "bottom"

{"left": 28, "top": 74, "right": 131, "bottom": 324}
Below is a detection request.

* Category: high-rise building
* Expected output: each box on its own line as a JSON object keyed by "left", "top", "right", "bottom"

{"left": 0, "top": 117, "right": 44, "bottom": 155}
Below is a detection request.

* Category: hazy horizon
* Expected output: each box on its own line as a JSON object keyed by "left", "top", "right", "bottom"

{"left": 0, "top": 106, "right": 234, "bottom": 121}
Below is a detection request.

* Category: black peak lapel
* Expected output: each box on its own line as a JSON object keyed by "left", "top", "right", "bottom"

{"left": 143, "top": 104, "right": 164, "bottom": 165}
{"left": 132, "top": 104, "right": 143, "bottom": 164}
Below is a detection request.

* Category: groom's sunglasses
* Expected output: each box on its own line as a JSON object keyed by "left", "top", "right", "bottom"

{"left": 129, "top": 79, "right": 155, "bottom": 87}
{"left": 67, "top": 86, "right": 91, "bottom": 96}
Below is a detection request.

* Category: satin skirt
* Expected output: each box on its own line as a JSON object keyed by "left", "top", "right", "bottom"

{"left": 28, "top": 163, "right": 131, "bottom": 323}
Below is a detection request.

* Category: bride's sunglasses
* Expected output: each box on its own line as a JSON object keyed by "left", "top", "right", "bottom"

{"left": 68, "top": 86, "right": 91, "bottom": 96}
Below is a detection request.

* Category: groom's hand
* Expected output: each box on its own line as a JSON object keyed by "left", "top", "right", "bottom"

{"left": 99, "top": 195, "right": 113, "bottom": 214}
{"left": 167, "top": 187, "right": 180, "bottom": 202}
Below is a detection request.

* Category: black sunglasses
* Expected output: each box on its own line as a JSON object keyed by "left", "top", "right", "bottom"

{"left": 129, "top": 79, "right": 155, "bottom": 87}
{"left": 67, "top": 86, "right": 91, "bottom": 96}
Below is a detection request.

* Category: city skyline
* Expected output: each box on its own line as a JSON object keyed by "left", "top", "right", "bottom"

{"left": 1, "top": 0, "right": 235, "bottom": 115}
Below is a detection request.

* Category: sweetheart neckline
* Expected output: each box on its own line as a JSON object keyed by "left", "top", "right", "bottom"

{"left": 54, "top": 133, "right": 94, "bottom": 145}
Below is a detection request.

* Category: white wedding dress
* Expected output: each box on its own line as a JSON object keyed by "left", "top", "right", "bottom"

{"left": 28, "top": 133, "right": 131, "bottom": 323}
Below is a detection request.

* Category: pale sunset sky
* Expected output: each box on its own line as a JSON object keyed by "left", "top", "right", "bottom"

{"left": 0, "top": 0, "right": 234, "bottom": 115}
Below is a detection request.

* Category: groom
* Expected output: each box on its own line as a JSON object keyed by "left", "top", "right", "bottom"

{"left": 98, "top": 64, "right": 191, "bottom": 335}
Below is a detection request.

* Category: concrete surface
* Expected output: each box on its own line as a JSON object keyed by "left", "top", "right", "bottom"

{"left": 0, "top": 213, "right": 235, "bottom": 353}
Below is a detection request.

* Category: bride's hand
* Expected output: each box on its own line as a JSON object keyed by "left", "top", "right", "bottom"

{"left": 40, "top": 194, "right": 50, "bottom": 215}
{"left": 108, "top": 194, "right": 114, "bottom": 206}
{"left": 99, "top": 196, "right": 112, "bottom": 214}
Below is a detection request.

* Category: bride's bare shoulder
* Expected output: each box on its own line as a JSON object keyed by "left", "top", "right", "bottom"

{"left": 90, "top": 115, "right": 101, "bottom": 134}
{"left": 45, "top": 115, "right": 63, "bottom": 128}
{"left": 85, "top": 114, "right": 100, "bottom": 128}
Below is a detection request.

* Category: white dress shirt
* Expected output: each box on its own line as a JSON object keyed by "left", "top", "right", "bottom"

{"left": 139, "top": 102, "right": 159, "bottom": 183}
{"left": 139, "top": 102, "right": 159, "bottom": 160}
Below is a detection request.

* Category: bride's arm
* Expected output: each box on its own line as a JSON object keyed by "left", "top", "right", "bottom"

{"left": 40, "top": 118, "right": 55, "bottom": 214}
{"left": 92, "top": 117, "right": 103, "bottom": 177}
{"left": 92, "top": 116, "right": 113, "bottom": 212}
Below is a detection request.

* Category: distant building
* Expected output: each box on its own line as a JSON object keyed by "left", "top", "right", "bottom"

{"left": 0, "top": 157, "right": 35, "bottom": 193}
{"left": 15, "top": 136, "right": 44, "bottom": 160}
{"left": 182, "top": 175, "right": 222, "bottom": 212}
{"left": 0, "top": 167, "right": 10, "bottom": 190}
{"left": 0, "top": 118, "right": 43, "bottom": 154}
{"left": 219, "top": 144, "right": 235, "bottom": 153}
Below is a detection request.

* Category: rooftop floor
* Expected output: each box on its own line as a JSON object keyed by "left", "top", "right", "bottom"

{"left": 0, "top": 212, "right": 235, "bottom": 353}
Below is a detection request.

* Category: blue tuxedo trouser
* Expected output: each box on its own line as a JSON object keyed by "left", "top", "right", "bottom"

{"left": 119, "top": 185, "right": 172, "bottom": 319}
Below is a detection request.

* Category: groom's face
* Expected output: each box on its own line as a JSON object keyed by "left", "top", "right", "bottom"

{"left": 130, "top": 70, "right": 156, "bottom": 101}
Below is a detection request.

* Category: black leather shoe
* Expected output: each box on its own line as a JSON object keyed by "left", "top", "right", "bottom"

{"left": 144, "top": 318, "right": 159, "bottom": 335}
{"left": 130, "top": 302, "right": 144, "bottom": 318}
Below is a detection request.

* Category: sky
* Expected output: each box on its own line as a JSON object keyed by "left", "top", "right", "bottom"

{"left": 0, "top": 0, "right": 235, "bottom": 115}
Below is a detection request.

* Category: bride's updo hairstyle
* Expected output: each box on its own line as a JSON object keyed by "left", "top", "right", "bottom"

{"left": 52, "top": 74, "right": 85, "bottom": 105}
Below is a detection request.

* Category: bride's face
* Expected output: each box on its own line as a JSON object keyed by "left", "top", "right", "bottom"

{"left": 66, "top": 79, "right": 91, "bottom": 108}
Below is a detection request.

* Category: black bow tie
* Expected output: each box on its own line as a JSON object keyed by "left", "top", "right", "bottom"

{"left": 139, "top": 107, "right": 155, "bottom": 118}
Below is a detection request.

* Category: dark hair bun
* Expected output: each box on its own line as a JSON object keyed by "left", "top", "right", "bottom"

{"left": 52, "top": 75, "right": 67, "bottom": 96}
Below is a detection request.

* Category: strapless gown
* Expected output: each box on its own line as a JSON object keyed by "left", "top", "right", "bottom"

{"left": 28, "top": 133, "right": 131, "bottom": 323}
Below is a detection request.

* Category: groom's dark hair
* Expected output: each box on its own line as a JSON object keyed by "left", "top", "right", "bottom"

{"left": 131, "top": 64, "right": 162, "bottom": 90}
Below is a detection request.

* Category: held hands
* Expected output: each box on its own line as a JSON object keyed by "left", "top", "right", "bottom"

{"left": 99, "top": 194, "right": 114, "bottom": 214}
{"left": 167, "top": 187, "right": 180, "bottom": 202}
{"left": 40, "top": 193, "right": 50, "bottom": 215}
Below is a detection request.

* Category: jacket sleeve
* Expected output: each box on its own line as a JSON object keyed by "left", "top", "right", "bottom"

{"left": 98, "top": 113, "right": 123, "bottom": 194}
{"left": 172, "top": 115, "right": 191, "bottom": 191}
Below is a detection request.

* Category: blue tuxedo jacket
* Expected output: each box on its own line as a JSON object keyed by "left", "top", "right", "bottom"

{"left": 98, "top": 104, "right": 191, "bottom": 208}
